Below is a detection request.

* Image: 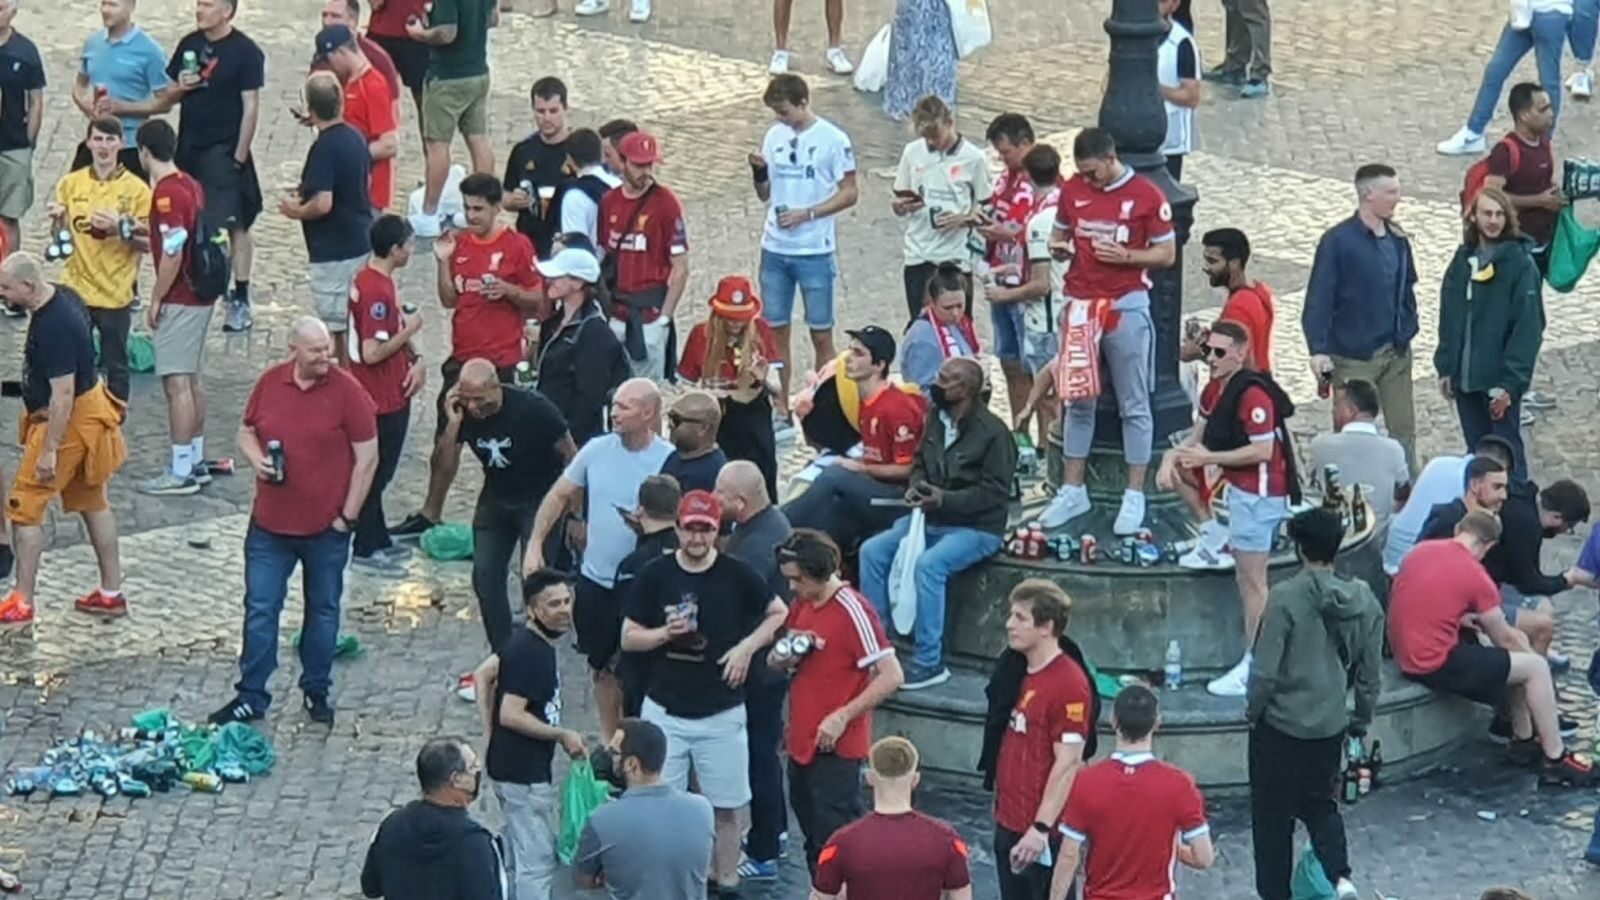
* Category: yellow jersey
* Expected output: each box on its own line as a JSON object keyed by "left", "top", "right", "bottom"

{"left": 56, "top": 166, "right": 152, "bottom": 310}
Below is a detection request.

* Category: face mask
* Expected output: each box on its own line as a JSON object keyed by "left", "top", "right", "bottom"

{"left": 928, "top": 384, "right": 951, "bottom": 409}
{"left": 1543, "top": 525, "right": 1562, "bottom": 539}
{"left": 533, "top": 618, "right": 567, "bottom": 640}
{"left": 589, "top": 747, "right": 629, "bottom": 791}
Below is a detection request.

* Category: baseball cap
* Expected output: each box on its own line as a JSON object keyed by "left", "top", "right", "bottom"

{"left": 708, "top": 275, "right": 762, "bottom": 321}
{"left": 313, "top": 25, "right": 356, "bottom": 61}
{"left": 847, "top": 325, "right": 897, "bottom": 369}
{"left": 677, "top": 490, "right": 722, "bottom": 529}
{"left": 536, "top": 246, "right": 602, "bottom": 284}
{"left": 617, "top": 131, "right": 664, "bottom": 165}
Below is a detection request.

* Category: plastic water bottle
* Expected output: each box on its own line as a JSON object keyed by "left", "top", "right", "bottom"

{"left": 1163, "top": 640, "right": 1183, "bottom": 689}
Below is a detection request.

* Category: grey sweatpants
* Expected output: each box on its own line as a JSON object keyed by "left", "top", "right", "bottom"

{"left": 1063, "top": 301, "right": 1154, "bottom": 466}
{"left": 494, "top": 780, "right": 559, "bottom": 900}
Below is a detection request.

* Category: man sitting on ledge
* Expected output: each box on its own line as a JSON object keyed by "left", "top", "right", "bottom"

{"left": 1389, "top": 510, "right": 1598, "bottom": 785}
{"left": 860, "top": 357, "right": 1017, "bottom": 691}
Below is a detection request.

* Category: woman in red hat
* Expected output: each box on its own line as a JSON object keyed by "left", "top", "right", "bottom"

{"left": 679, "top": 276, "right": 783, "bottom": 500}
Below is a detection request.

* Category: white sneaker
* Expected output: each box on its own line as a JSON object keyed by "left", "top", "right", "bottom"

{"left": 409, "top": 210, "right": 442, "bottom": 239}
{"left": 825, "top": 46, "right": 854, "bottom": 75}
{"left": 456, "top": 672, "right": 477, "bottom": 703}
{"left": 1335, "top": 878, "right": 1358, "bottom": 900}
{"left": 628, "top": 0, "right": 650, "bottom": 22}
{"left": 1039, "top": 485, "right": 1091, "bottom": 529}
{"left": 1436, "top": 127, "right": 1486, "bottom": 156}
{"left": 573, "top": 0, "right": 610, "bottom": 14}
{"left": 1206, "top": 655, "right": 1251, "bottom": 697}
{"left": 769, "top": 50, "right": 791, "bottom": 75}
{"left": 1178, "top": 542, "right": 1235, "bottom": 571}
{"left": 1112, "top": 490, "right": 1146, "bottom": 536}
{"left": 1570, "top": 69, "right": 1594, "bottom": 100}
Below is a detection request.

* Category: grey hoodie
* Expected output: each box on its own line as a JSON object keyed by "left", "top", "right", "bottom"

{"left": 1246, "top": 567, "right": 1385, "bottom": 740}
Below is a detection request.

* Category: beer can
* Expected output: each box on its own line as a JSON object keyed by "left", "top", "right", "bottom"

{"left": 1122, "top": 536, "right": 1138, "bottom": 564}
{"left": 1079, "top": 535, "right": 1097, "bottom": 564}
{"left": 1056, "top": 538, "right": 1074, "bottom": 562}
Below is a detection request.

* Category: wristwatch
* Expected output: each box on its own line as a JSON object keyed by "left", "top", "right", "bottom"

{"left": 339, "top": 513, "right": 357, "bottom": 530}
{"left": 1030, "top": 821, "right": 1051, "bottom": 835}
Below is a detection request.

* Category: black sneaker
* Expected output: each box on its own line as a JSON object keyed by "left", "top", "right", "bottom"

{"left": 901, "top": 663, "right": 952, "bottom": 691}
{"left": 208, "top": 697, "right": 264, "bottom": 725}
{"left": 389, "top": 513, "right": 437, "bottom": 541}
{"left": 1539, "top": 751, "right": 1600, "bottom": 787}
{"left": 1488, "top": 716, "right": 1512, "bottom": 745}
{"left": 1506, "top": 738, "right": 1542, "bottom": 768}
{"left": 303, "top": 692, "right": 335, "bottom": 725}
{"left": 0, "top": 543, "right": 14, "bottom": 581}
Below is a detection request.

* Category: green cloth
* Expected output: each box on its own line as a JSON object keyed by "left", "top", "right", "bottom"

{"left": 1549, "top": 205, "right": 1600, "bottom": 293}
{"left": 180, "top": 725, "right": 216, "bottom": 772}
{"left": 131, "top": 708, "right": 172, "bottom": 733}
{"left": 421, "top": 522, "right": 474, "bottom": 560}
{"left": 1290, "top": 845, "right": 1337, "bottom": 900}
{"left": 214, "top": 722, "right": 276, "bottom": 776}
{"left": 427, "top": 0, "right": 493, "bottom": 79}
{"left": 558, "top": 760, "right": 612, "bottom": 865}
{"left": 1246, "top": 568, "right": 1385, "bottom": 739}
{"left": 290, "top": 630, "right": 365, "bottom": 659}
{"left": 1433, "top": 240, "right": 1545, "bottom": 397}
{"left": 127, "top": 332, "right": 155, "bottom": 373}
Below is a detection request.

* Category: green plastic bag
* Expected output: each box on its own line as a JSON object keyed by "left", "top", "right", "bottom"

{"left": 420, "top": 522, "right": 474, "bottom": 560}
{"left": 1548, "top": 205, "right": 1600, "bottom": 293}
{"left": 557, "top": 760, "right": 612, "bottom": 865}
{"left": 214, "top": 722, "right": 276, "bottom": 776}
{"left": 127, "top": 332, "right": 156, "bottom": 373}
{"left": 1290, "top": 845, "right": 1336, "bottom": 900}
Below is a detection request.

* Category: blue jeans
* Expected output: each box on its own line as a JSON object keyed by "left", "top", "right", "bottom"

{"left": 989, "top": 301, "right": 1027, "bottom": 361}
{"left": 759, "top": 249, "right": 837, "bottom": 330}
{"left": 236, "top": 522, "right": 351, "bottom": 710}
{"left": 859, "top": 515, "right": 1003, "bottom": 671}
{"left": 1468, "top": 13, "right": 1567, "bottom": 135}
{"left": 1572, "top": 0, "right": 1598, "bottom": 63}
{"left": 1588, "top": 805, "right": 1600, "bottom": 860}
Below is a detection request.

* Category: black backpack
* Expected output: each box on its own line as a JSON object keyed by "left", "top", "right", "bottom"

{"left": 189, "top": 228, "right": 231, "bottom": 304}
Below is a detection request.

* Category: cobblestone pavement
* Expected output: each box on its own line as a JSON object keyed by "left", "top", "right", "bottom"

{"left": 3, "top": 1, "right": 1600, "bottom": 897}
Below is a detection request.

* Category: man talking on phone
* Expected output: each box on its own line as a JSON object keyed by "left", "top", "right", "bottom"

{"left": 858, "top": 357, "right": 1017, "bottom": 690}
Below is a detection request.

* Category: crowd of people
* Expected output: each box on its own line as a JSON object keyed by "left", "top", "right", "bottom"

{"left": 1, "top": 0, "right": 1599, "bottom": 897}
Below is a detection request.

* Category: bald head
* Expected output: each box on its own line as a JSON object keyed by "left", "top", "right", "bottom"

{"left": 931, "top": 356, "right": 985, "bottom": 414}
{"left": 714, "top": 460, "right": 770, "bottom": 524}
{"left": 459, "top": 358, "right": 498, "bottom": 389}
{"left": 0, "top": 250, "right": 44, "bottom": 311}
{"left": 456, "top": 359, "right": 506, "bottom": 419}
{"left": 944, "top": 357, "right": 983, "bottom": 390}
{"left": 612, "top": 378, "right": 664, "bottom": 438}
{"left": 288, "top": 316, "right": 335, "bottom": 379}
{"left": 669, "top": 390, "right": 722, "bottom": 455}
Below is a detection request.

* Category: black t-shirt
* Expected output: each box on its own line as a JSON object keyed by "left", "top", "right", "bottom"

{"left": 458, "top": 386, "right": 571, "bottom": 506}
{"left": 167, "top": 29, "right": 266, "bottom": 156}
{"left": 486, "top": 628, "right": 560, "bottom": 785}
{"left": 724, "top": 507, "right": 793, "bottom": 600}
{"left": 23, "top": 287, "right": 98, "bottom": 413}
{"left": 504, "top": 133, "right": 574, "bottom": 257}
{"left": 300, "top": 123, "right": 374, "bottom": 263}
{"left": 627, "top": 553, "right": 771, "bottom": 718}
{"left": 660, "top": 448, "right": 728, "bottom": 495}
{"left": 0, "top": 32, "right": 44, "bottom": 152}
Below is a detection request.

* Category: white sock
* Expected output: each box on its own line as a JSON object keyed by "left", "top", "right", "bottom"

{"left": 1123, "top": 489, "right": 1145, "bottom": 500}
{"left": 99, "top": 586, "right": 122, "bottom": 598}
{"left": 191, "top": 436, "right": 204, "bottom": 461}
{"left": 172, "top": 445, "right": 194, "bottom": 478}
{"left": 1237, "top": 652, "right": 1254, "bottom": 674}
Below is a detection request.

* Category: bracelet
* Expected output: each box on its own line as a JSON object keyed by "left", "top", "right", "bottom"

{"left": 1030, "top": 821, "right": 1051, "bottom": 835}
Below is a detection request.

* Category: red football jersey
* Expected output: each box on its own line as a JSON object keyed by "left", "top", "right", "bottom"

{"left": 1219, "top": 283, "right": 1276, "bottom": 374}
{"left": 149, "top": 171, "right": 204, "bottom": 306}
{"left": 859, "top": 385, "right": 926, "bottom": 466}
{"left": 993, "top": 652, "right": 1094, "bottom": 834}
{"left": 1198, "top": 378, "right": 1290, "bottom": 498}
{"left": 343, "top": 66, "right": 399, "bottom": 209}
{"left": 1054, "top": 170, "right": 1174, "bottom": 301}
{"left": 1058, "top": 754, "right": 1209, "bottom": 900}
{"left": 676, "top": 318, "right": 781, "bottom": 384}
{"left": 785, "top": 585, "right": 893, "bottom": 766}
{"left": 814, "top": 811, "right": 971, "bottom": 900}
{"left": 449, "top": 227, "right": 538, "bottom": 368}
{"left": 987, "top": 166, "right": 1036, "bottom": 271}
{"left": 600, "top": 183, "right": 689, "bottom": 296}
{"left": 348, "top": 266, "right": 413, "bottom": 415}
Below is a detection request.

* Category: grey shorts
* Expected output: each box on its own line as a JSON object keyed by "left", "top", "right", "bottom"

{"left": 309, "top": 256, "right": 367, "bottom": 332}
{"left": 642, "top": 697, "right": 751, "bottom": 808}
{"left": 152, "top": 303, "right": 215, "bottom": 376}
{"left": 0, "top": 147, "right": 34, "bottom": 221}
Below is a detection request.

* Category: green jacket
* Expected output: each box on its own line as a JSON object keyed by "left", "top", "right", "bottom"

{"left": 910, "top": 403, "right": 1018, "bottom": 536}
{"left": 1246, "top": 568, "right": 1384, "bottom": 740}
{"left": 1433, "top": 239, "right": 1544, "bottom": 397}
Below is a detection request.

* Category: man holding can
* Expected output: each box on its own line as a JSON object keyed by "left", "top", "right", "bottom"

{"left": 209, "top": 316, "right": 378, "bottom": 728}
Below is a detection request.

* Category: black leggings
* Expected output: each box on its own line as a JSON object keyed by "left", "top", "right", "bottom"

{"left": 353, "top": 407, "right": 411, "bottom": 557}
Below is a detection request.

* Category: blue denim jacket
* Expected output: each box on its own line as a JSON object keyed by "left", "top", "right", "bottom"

{"left": 1302, "top": 214, "right": 1419, "bottom": 360}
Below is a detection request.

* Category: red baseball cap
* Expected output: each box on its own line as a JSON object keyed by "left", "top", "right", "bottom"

{"left": 618, "top": 131, "right": 664, "bottom": 165}
{"left": 677, "top": 490, "right": 722, "bottom": 528}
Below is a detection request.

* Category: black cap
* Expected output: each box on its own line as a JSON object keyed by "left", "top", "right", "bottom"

{"left": 846, "top": 326, "right": 897, "bottom": 370}
{"left": 314, "top": 25, "right": 356, "bottom": 61}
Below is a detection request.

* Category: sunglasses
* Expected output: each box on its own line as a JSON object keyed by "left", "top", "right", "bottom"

{"left": 786, "top": 137, "right": 798, "bottom": 166}
{"left": 1205, "top": 345, "right": 1230, "bottom": 359}
{"left": 667, "top": 412, "right": 707, "bottom": 427}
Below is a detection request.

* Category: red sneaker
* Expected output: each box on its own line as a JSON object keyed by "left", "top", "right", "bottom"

{"left": 0, "top": 590, "right": 34, "bottom": 632}
{"left": 74, "top": 589, "right": 128, "bottom": 618}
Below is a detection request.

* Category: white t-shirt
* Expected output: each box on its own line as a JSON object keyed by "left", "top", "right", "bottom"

{"left": 563, "top": 433, "right": 674, "bottom": 587}
{"left": 1158, "top": 20, "right": 1200, "bottom": 156}
{"left": 761, "top": 117, "right": 856, "bottom": 256}
{"left": 559, "top": 165, "right": 622, "bottom": 246}
{"left": 1383, "top": 453, "right": 1468, "bottom": 575}
{"left": 894, "top": 136, "right": 994, "bottom": 268}
{"left": 1023, "top": 186, "right": 1067, "bottom": 335}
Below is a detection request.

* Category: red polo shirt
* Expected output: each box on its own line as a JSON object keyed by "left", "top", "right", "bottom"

{"left": 785, "top": 585, "right": 893, "bottom": 766}
{"left": 243, "top": 362, "right": 378, "bottom": 536}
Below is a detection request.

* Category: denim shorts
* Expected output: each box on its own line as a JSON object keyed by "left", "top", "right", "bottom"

{"left": 990, "top": 301, "right": 1027, "bottom": 361}
{"left": 1022, "top": 328, "right": 1057, "bottom": 375}
{"left": 759, "top": 249, "right": 837, "bottom": 330}
{"left": 1226, "top": 486, "right": 1290, "bottom": 553}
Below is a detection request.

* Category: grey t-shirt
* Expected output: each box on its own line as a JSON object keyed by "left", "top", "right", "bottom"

{"left": 575, "top": 783, "right": 714, "bottom": 900}
{"left": 1307, "top": 422, "right": 1411, "bottom": 521}
{"left": 724, "top": 505, "right": 793, "bottom": 600}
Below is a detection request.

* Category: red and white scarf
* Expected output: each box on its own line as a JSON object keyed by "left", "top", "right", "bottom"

{"left": 926, "top": 308, "right": 981, "bottom": 360}
{"left": 1054, "top": 298, "right": 1115, "bottom": 403}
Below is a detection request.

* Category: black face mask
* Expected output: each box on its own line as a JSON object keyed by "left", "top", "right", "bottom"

{"left": 532, "top": 618, "right": 567, "bottom": 640}
{"left": 590, "top": 747, "right": 629, "bottom": 791}
{"left": 1543, "top": 525, "right": 1563, "bottom": 539}
{"left": 928, "top": 384, "right": 952, "bottom": 409}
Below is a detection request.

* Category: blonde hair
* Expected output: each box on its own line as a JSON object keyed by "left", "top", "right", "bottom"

{"left": 869, "top": 736, "right": 920, "bottom": 779}
{"left": 701, "top": 316, "right": 760, "bottom": 388}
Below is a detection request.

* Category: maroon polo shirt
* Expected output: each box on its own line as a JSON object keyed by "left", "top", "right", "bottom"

{"left": 244, "top": 362, "right": 377, "bottom": 537}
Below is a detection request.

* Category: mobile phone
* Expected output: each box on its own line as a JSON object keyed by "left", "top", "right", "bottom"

{"left": 0, "top": 380, "right": 21, "bottom": 398}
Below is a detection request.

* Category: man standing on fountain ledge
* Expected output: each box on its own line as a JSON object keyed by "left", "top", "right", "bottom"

{"left": 1040, "top": 128, "right": 1176, "bottom": 537}
{"left": 1245, "top": 508, "right": 1382, "bottom": 900}
{"left": 1158, "top": 320, "right": 1300, "bottom": 697}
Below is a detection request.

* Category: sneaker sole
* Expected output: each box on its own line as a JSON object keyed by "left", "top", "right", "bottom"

{"left": 74, "top": 605, "right": 128, "bottom": 618}
{"left": 140, "top": 484, "right": 201, "bottom": 497}
{"left": 0, "top": 619, "right": 35, "bottom": 633}
{"left": 902, "top": 673, "right": 952, "bottom": 691}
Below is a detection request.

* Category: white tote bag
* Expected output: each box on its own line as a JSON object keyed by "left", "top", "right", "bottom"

{"left": 945, "top": 0, "right": 994, "bottom": 59}
{"left": 854, "top": 24, "right": 893, "bottom": 93}
{"left": 887, "top": 508, "right": 927, "bottom": 636}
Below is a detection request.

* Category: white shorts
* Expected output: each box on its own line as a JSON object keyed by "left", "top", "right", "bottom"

{"left": 641, "top": 696, "right": 751, "bottom": 809}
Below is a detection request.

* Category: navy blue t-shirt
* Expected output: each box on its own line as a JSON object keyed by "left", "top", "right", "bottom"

{"left": 300, "top": 123, "right": 373, "bottom": 263}
{"left": 0, "top": 31, "right": 45, "bottom": 152}
{"left": 23, "top": 287, "right": 98, "bottom": 413}
{"left": 661, "top": 448, "right": 728, "bottom": 495}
